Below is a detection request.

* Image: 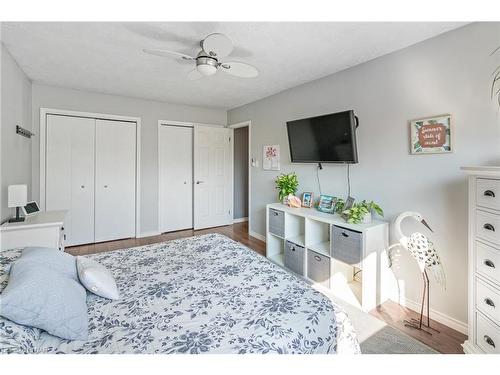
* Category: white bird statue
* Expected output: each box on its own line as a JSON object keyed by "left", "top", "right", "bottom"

{"left": 388, "top": 211, "right": 446, "bottom": 334}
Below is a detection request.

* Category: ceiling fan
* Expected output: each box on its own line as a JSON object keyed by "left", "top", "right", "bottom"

{"left": 143, "top": 33, "right": 258, "bottom": 80}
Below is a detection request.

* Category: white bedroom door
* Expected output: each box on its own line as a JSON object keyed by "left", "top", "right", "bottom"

{"left": 193, "top": 126, "right": 232, "bottom": 230}
{"left": 94, "top": 119, "right": 136, "bottom": 242}
{"left": 159, "top": 125, "right": 193, "bottom": 233}
{"left": 46, "top": 115, "right": 95, "bottom": 246}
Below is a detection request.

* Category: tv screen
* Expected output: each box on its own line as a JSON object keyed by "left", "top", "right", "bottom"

{"left": 286, "top": 110, "right": 358, "bottom": 164}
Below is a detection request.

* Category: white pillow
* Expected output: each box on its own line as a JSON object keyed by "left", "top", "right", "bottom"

{"left": 76, "top": 256, "right": 120, "bottom": 300}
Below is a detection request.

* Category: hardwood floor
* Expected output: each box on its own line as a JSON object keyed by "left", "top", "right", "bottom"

{"left": 66, "top": 222, "right": 265, "bottom": 257}
{"left": 66, "top": 222, "right": 465, "bottom": 354}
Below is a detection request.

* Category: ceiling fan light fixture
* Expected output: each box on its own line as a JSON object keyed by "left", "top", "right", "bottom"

{"left": 197, "top": 64, "right": 217, "bottom": 76}
{"left": 196, "top": 56, "right": 218, "bottom": 76}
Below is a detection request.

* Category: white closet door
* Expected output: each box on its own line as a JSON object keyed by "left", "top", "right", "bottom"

{"left": 46, "top": 115, "right": 95, "bottom": 246}
{"left": 194, "top": 126, "right": 233, "bottom": 230}
{"left": 159, "top": 125, "right": 193, "bottom": 233}
{"left": 95, "top": 119, "right": 136, "bottom": 242}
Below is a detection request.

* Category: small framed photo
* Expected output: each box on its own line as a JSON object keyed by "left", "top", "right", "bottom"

{"left": 410, "top": 114, "right": 452, "bottom": 154}
{"left": 317, "top": 195, "right": 336, "bottom": 213}
{"left": 341, "top": 196, "right": 355, "bottom": 220}
{"left": 302, "top": 192, "right": 313, "bottom": 208}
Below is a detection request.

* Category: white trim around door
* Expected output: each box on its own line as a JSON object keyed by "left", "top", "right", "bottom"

{"left": 39, "top": 108, "right": 142, "bottom": 238}
{"left": 228, "top": 120, "right": 252, "bottom": 237}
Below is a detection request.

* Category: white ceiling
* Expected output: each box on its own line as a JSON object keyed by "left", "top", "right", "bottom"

{"left": 1, "top": 22, "right": 466, "bottom": 110}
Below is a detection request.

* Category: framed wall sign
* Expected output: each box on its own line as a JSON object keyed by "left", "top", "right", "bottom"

{"left": 409, "top": 114, "right": 452, "bottom": 155}
{"left": 263, "top": 145, "right": 280, "bottom": 170}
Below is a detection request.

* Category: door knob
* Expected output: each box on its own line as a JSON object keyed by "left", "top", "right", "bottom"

{"left": 196, "top": 181, "right": 204, "bottom": 184}
{"left": 81, "top": 185, "right": 85, "bottom": 189}
{"left": 104, "top": 185, "right": 108, "bottom": 188}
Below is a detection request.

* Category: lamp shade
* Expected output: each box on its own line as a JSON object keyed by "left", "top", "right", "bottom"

{"left": 8, "top": 185, "right": 27, "bottom": 207}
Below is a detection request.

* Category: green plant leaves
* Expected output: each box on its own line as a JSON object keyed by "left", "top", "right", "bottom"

{"left": 275, "top": 173, "right": 299, "bottom": 201}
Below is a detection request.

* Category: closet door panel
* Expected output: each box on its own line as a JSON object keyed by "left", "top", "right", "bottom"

{"left": 46, "top": 115, "right": 95, "bottom": 246}
{"left": 95, "top": 120, "right": 136, "bottom": 242}
{"left": 159, "top": 125, "right": 193, "bottom": 233}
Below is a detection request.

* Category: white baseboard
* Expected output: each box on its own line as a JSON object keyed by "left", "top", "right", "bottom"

{"left": 249, "top": 230, "right": 266, "bottom": 242}
{"left": 401, "top": 298, "right": 468, "bottom": 335}
{"left": 138, "top": 231, "right": 161, "bottom": 238}
{"left": 233, "top": 217, "right": 248, "bottom": 223}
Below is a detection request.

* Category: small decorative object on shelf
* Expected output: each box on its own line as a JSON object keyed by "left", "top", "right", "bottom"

{"left": 275, "top": 172, "right": 299, "bottom": 204}
{"left": 287, "top": 195, "right": 302, "bottom": 208}
{"left": 317, "top": 195, "right": 336, "bottom": 213}
{"left": 301, "top": 192, "right": 313, "bottom": 208}
{"left": 343, "top": 200, "right": 383, "bottom": 224}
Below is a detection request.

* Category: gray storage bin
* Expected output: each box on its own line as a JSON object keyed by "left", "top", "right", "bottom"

{"left": 269, "top": 208, "right": 285, "bottom": 237}
{"left": 307, "top": 250, "right": 330, "bottom": 288}
{"left": 284, "top": 240, "right": 305, "bottom": 275}
{"left": 331, "top": 225, "right": 363, "bottom": 266}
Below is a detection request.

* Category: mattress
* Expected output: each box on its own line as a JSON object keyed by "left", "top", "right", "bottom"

{"left": 0, "top": 233, "right": 360, "bottom": 354}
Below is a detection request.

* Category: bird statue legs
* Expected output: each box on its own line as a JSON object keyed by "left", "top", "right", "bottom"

{"left": 404, "top": 270, "right": 440, "bottom": 335}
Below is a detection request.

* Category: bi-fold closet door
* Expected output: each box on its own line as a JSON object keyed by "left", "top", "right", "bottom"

{"left": 45, "top": 115, "right": 136, "bottom": 246}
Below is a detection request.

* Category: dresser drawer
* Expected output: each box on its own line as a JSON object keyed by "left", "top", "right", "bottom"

{"left": 477, "top": 178, "right": 500, "bottom": 211}
{"left": 331, "top": 226, "right": 363, "bottom": 266}
{"left": 284, "top": 240, "right": 305, "bottom": 276}
{"left": 476, "top": 210, "right": 500, "bottom": 246}
{"left": 476, "top": 312, "right": 500, "bottom": 354}
{"left": 476, "top": 242, "right": 500, "bottom": 285}
{"left": 269, "top": 209, "right": 285, "bottom": 237}
{"left": 476, "top": 278, "right": 500, "bottom": 325}
{"left": 307, "top": 249, "right": 330, "bottom": 288}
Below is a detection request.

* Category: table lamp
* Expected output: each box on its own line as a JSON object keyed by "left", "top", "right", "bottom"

{"left": 8, "top": 184, "right": 27, "bottom": 222}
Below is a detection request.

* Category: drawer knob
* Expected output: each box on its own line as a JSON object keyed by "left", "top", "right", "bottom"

{"left": 485, "top": 298, "right": 496, "bottom": 308}
{"left": 484, "top": 190, "right": 496, "bottom": 198}
{"left": 273, "top": 212, "right": 279, "bottom": 216}
{"left": 484, "top": 259, "right": 496, "bottom": 268}
{"left": 484, "top": 335, "right": 496, "bottom": 348}
{"left": 291, "top": 247, "right": 295, "bottom": 252}
{"left": 483, "top": 223, "right": 495, "bottom": 232}
{"left": 314, "top": 255, "right": 321, "bottom": 262}
{"left": 341, "top": 232, "right": 349, "bottom": 238}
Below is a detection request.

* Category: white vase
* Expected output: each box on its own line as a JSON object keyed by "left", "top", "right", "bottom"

{"left": 362, "top": 212, "right": 372, "bottom": 224}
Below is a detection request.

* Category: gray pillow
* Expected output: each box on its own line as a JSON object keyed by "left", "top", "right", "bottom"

{"left": 0, "top": 250, "right": 88, "bottom": 341}
{"left": 76, "top": 256, "right": 120, "bottom": 300}
{"left": 20, "top": 247, "right": 78, "bottom": 281}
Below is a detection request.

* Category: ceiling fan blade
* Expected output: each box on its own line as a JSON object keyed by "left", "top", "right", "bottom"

{"left": 201, "top": 33, "right": 233, "bottom": 58}
{"left": 187, "top": 69, "right": 204, "bottom": 81}
{"left": 219, "top": 61, "right": 258, "bottom": 78}
{"left": 143, "top": 48, "right": 195, "bottom": 61}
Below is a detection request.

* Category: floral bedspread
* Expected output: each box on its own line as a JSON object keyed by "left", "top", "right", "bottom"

{"left": 0, "top": 233, "right": 360, "bottom": 354}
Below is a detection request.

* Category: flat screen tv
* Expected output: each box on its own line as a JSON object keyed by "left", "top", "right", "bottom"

{"left": 286, "top": 110, "right": 358, "bottom": 164}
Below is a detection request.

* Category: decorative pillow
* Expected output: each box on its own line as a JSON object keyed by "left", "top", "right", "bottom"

{"left": 0, "top": 249, "right": 41, "bottom": 354}
{"left": 20, "top": 247, "right": 78, "bottom": 281}
{"left": 76, "top": 256, "right": 120, "bottom": 300}
{"left": 0, "top": 256, "right": 88, "bottom": 341}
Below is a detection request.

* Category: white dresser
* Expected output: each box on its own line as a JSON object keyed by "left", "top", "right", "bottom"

{"left": 462, "top": 166, "right": 500, "bottom": 354}
{"left": 0, "top": 210, "right": 67, "bottom": 252}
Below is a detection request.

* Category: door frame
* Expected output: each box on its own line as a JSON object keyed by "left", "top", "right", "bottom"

{"left": 227, "top": 121, "right": 252, "bottom": 234}
{"left": 40, "top": 108, "right": 142, "bottom": 238}
{"left": 157, "top": 120, "right": 226, "bottom": 235}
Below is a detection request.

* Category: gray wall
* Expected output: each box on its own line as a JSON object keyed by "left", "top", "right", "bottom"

{"left": 228, "top": 22, "right": 500, "bottom": 326}
{"left": 1, "top": 44, "right": 32, "bottom": 222}
{"left": 233, "top": 126, "right": 249, "bottom": 219}
{"left": 31, "top": 84, "right": 227, "bottom": 235}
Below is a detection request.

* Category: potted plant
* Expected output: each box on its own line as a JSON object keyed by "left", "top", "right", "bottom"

{"left": 343, "top": 200, "right": 384, "bottom": 224}
{"left": 275, "top": 173, "right": 299, "bottom": 204}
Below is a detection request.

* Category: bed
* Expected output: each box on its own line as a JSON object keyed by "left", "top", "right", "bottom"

{"left": 0, "top": 233, "right": 360, "bottom": 354}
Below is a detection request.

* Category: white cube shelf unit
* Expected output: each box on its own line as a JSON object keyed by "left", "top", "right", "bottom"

{"left": 266, "top": 203, "right": 398, "bottom": 311}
